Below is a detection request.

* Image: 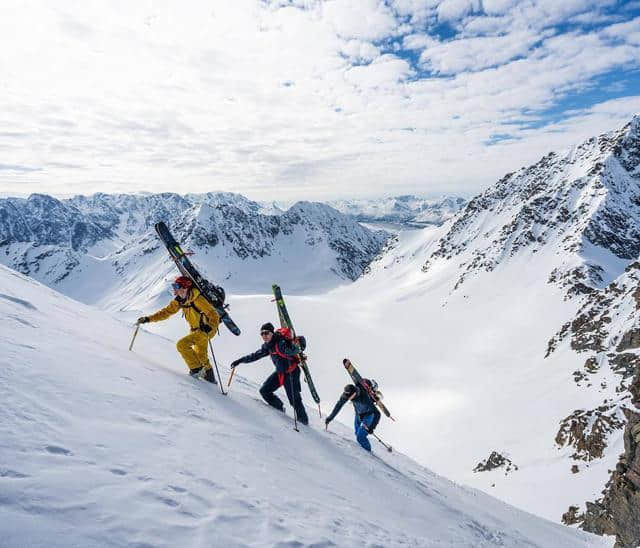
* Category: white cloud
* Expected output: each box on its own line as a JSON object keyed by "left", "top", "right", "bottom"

{"left": 436, "top": 0, "right": 479, "bottom": 22}
{"left": 340, "top": 39, "right": 381, "bottom": 63}
{"left": 321, "top": 0, "right": 398, "bottom": 41}
{"left": 419, "top": 29, "right": 547, "bottom": 73}
{"left": 0, "top": 0, "right": 639, "bottom": 201}
{"left": 602, "top": 16, "right": 640, "bottom": 44}
{"left": 481, "top": 0, "right": 521, "bottom": 16}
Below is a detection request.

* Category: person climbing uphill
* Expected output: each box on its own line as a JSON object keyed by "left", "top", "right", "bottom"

{"left": 230, "top": 322, "right": 309, "bottom": 425}
{"left": 137, "top": 276, "right": 220, "bottom": 384}
{"left": 324, "top": 382, "right": 381, "bottom": 451}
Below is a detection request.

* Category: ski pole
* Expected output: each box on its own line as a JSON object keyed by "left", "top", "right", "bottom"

{"left": 371, "top": 432, "right": 392, "bottom": 452}
{"left": 362, "top": 422, "right": 392, "bottom": 452}
{"left": 208, "top": 339, "right": 226, "bottom": 395}
{"left": 227, "top": 366, "right": 237, "bottom": 387}
{"left": 128, "top": 324, "right": 140, "bottom": 351}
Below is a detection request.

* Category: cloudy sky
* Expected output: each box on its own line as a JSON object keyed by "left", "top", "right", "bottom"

{"left": 1, "top": 0, "right": 640, "bottom": 201}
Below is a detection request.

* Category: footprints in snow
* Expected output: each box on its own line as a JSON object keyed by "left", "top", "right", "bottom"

{"left": 0, "top": 293, "right": 38, "bottom": 310}
{"left": 0, "top": 469, "right": 30, "bottom": 479}
{"left": 45, "top": 445, "right": 73, "bottom": 456}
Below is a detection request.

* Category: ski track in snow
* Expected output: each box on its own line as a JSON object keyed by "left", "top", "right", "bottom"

{"left": 0, "top": 265, "right": 612, "bottom": 547}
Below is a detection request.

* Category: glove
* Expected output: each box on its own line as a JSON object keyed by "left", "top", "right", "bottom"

{"left": 201, "top": 324, "right": 212, "bottom": 333}
{"left": 137, "top": 316, "right": 149, "bottom": 324}
{"left": 230, "top": 359, "right": 241, "bottom": 368}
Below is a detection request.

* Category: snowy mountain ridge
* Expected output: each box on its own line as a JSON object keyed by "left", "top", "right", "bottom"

{"left": 0, "top": 192, "right": 388, "bottom": 305}
{"left": 422, "top": 116, "right": 640, "bottom": 298}
{"left": 0, "top": 263, "right": 609, "bottom": 548}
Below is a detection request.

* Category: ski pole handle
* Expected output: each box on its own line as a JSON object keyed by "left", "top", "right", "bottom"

{"left": 128, "top": 324, "right": 140, "bottom": 351}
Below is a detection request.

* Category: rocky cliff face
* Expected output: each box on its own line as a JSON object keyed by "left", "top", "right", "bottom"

{"left": 548, "top": 259, "right": 640, "bottom": 546}
{"left": 568, "top": 409, "right": 640, "bottom": 548}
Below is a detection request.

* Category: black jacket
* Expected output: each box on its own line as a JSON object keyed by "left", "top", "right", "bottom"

{"left": 236, "top": 332, "right": 305, "bottom": 373}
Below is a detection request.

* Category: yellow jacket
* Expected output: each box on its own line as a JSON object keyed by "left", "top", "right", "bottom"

{"left": 148, "top": 288, "right": 221, "bottom": 333}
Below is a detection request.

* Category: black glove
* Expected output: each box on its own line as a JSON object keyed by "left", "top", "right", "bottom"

{"left": 230, "top": 359, "right": 242, "bottom": 368}
{"left": 137, "top": 316, "right": 149, "bottom": 324}
{"left": 201, "top": 324, "right": 212, "bottom": 333}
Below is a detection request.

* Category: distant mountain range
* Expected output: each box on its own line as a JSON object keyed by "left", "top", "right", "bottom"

{"left": 327, "top": 195, "right": 467, "bottom": 226}
{"left": 0, "top": 193, "right": 390, "bottom": 307}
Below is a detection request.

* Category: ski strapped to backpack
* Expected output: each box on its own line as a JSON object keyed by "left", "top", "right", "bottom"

{"left": 272, "top": 284, "right": 321, "bottom": 414}
{"left": 343, "top": 358, "right": 394, "bottom": 421}
{"left": 154, "top": 221, "right": 240, "bottom": 336}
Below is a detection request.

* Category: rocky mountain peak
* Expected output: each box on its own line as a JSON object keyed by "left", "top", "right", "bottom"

{"left": 422, "top": 117, "right": 640, "bottom": 296}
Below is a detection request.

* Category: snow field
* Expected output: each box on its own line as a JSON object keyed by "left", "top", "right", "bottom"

{"left": 0, "top": 264, "right": 611, "bottom": 547}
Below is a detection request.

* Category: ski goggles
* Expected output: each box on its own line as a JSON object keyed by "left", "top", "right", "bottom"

{"left": 260, "top": 330, "right": 272, "bottom": 336}
{"left": 171, "top": 282, "right": 184, "bottom": 290}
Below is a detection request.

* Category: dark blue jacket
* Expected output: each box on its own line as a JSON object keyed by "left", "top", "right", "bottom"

{"left": 236, "top": 332, "right": 305, "bottom": 373}
{"left": 326, "top": 384, "right": 380, "bottom": 429}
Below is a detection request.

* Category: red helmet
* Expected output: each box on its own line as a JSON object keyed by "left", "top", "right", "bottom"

{"left": 173, "top": 276, "right": 193, "bottom": 289}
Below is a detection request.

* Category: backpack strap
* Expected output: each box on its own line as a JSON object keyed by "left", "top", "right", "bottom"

{"left": 270, "top": 340, "right": 300, "bottom": 372}
{"left": 181, "top": 300, "right": 209, "bottom": 332}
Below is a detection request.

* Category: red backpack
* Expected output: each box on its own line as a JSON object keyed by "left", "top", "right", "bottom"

{"left": 271, "top": 328, "right": 306, "bottom": 372}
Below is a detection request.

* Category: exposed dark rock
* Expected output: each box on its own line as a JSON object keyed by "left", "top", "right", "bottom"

{"left": 556, "top": 405, "right": 625, "bottom": 461}
{"left": 616, "top": 329, "right": 640, "bottom": 352}
{"left": 581, "top": 409, "right": 640, "bottom": 547}
{"left": 562, "top": 505, "right": 583, "bottom": 526}
{"left": 610, "top": 353, "right": 640, "bottom": 381}
{"left": 473, "top": 451, "right": 518, "bottom": 475}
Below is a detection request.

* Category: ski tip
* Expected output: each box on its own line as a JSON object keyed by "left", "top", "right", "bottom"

{"left": 342, "top": 358, "right": 349, "bottom": 366}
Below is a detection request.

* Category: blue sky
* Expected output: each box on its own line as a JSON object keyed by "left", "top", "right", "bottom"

{"left": 0, "top": 0, "right": 639, "bottom": 200}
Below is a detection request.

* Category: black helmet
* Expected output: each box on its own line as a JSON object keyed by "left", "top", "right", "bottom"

{"left": 260, "top": 322, "right": 275, "bottom": 333}
{"left": 343, "top": 384, "right": 356, "bottom": 395}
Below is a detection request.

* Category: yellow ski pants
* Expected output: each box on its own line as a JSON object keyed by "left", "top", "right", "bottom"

{"left": 176, "top": 330, "right": 214, "bottom": 372}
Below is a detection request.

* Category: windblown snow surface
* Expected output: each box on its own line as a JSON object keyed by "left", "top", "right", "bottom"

{"left": 0, "top": 264, "right": 609, "bottom": 547}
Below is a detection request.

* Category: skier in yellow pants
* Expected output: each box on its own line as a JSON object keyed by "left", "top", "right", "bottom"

{"left": 137, "top": 276, "right": 220, "bottom": 383}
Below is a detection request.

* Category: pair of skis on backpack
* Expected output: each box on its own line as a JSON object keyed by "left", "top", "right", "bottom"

{"left": 154, "top": 221, "right": 394, "bottom": 421}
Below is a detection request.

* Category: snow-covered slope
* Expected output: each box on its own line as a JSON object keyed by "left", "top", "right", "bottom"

{"left": 0, "top": 263, "right": 609, "bottom": 547}
{"left": 341, "top": 117, "right": 640, "bottom": 536}
{"left": 0, "top": 192, "right": 388, "bottom": 306}
{"left": 329, "top": 195, "right": 467, "bottom": 227}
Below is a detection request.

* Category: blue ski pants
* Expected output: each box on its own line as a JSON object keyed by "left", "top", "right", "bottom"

{"left": 354, "top": 413, "right": 375, "bottom": 451}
